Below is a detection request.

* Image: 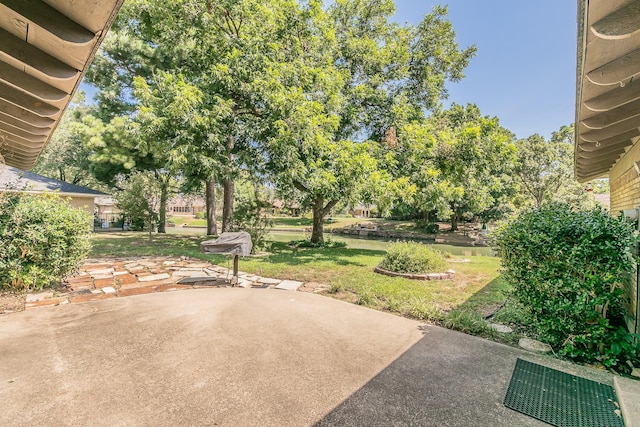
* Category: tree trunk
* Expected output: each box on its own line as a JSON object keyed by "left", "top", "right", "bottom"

{"left": 222, "top": 135, "right": 235, "bottom": 232}
{"left": 535, "top": 194, "right": 543, "bottom": 208}
{"left": 222, "top": 178, "right": 234, "bottom": 232}
{"left": 158, "top": 181, "right": 168, "bottom": 233}
{"left": 206, "top": 175, "right": 217, "bottom": 236}
{"left": 147, "top": 214, "right": 153, "bottom": 241}
{"left": 451, "top": 213, "right": 458, "bottom": 232}
{"left": 311, "top": 197, "right": 324, "bottom": 244}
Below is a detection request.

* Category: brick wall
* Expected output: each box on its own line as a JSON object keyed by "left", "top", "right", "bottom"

{"left": 610, "top": 165, "right": 640, "bottom": 213}
{"left": 609, "top": 141, "right": 640, "bottom": 334}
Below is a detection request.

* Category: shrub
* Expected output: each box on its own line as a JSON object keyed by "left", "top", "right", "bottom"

{"left": 288, "top": 238, "right": 347, "bottom": 249}
{"left": 0, "top": 192, "right": 92, "bottom": 290}
{"left": 116, "top": 172, "right": 160, "bottom": 237}
{"left": 493, "top": 202, "right": 638, "bottom": 371}
{"left": 233, "top": 197, "right": 272, "bottom": 253}
{"left": 416, "top": 219, "right": 440, "bottom": 234}
{"left": 378, "top": 241, "right": 447, "bottom": 274}
{"left": 424, "top": 222, "right": 440, "bottom": 234}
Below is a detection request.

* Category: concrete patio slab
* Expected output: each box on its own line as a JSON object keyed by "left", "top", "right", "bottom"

{"left": 0, "top": 289, "right": 422, "bottom": 426}
{"left": 0, "top": 289, "right": 630, "bottom": 426}
{"left": 615, "top": 376, "right": 640, "bottom": 427}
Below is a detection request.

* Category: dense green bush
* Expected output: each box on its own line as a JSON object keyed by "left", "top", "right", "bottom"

{"left": 0, "top": 192, "right": 92, "bottom": 290}
{"left": 378, "top": 241, "right": 447, "bottom": 273}
{"left": 288, "top": 238, "right": 347, "bottom": 249}
{"left": 493, "top": 202, "right": 638, "bottom": 370}
{"left": 233, "top": 197, "right": 272, "bottom": 253}
{"left": 416, "top": 219, "right": 440, "bottom": 234}
{"left": 424, "top": 222, "right": 440, "bottom": 234}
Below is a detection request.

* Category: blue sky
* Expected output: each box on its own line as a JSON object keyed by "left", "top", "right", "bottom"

{"left": 393, "top": 1, "right": 577, "bottom": 140}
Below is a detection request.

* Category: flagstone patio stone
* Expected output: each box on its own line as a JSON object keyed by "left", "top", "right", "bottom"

{"left": 19, "top": 256, "right": 306, "bottom": 312}
{"left": 275, "top": 280, "right": 304, "bottom": 291}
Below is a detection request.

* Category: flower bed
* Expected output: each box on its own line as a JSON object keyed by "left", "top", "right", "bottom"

{"left": 373, "top": 266, "right": 455, "bottom": 280}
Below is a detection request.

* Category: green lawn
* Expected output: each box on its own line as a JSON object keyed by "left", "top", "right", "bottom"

{"left": 271, "top": 215, "right": 362, "bottom": 229}
{"left": 90, "top": 232, "right": 513, "bottom": 340}
{"left": 168, "top": 216, "right": 207, "bottom": 227}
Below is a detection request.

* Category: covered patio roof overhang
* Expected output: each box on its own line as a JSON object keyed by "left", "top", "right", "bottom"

{"left": 575, "top": 0, "right": 640, "bottom": 183}
{"left": 0, "top": 0, "right": 124, "bottom": 170}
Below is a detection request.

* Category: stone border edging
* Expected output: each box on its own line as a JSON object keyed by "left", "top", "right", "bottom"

{"left": 373, "top": 266, "right": 455, "bottom": 280}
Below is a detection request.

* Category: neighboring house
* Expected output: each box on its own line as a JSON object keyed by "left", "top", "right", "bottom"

{"left": 0, "top": 165, "right": 106, "bottom": 214}
{"left": 269, "top": 199, "right": 285, "bottom": 215}
{"left": 95, "top": 194, "right": 207, "bottom": 217}
{"left": 95, "top": 196, "right": 119, "bottom": 216}
{"left": 351, "top": 203, "right": 376, "bottom": 218}
{"left": 94, "top": 196, "right": 122, "bottom": 229}
{"left": 575, "top": 0, "right": 640, "bottom": 333}
{"left": 270, "top": 199, "right": 301, "bottom": 216}
{"left": 167, "top": 194, "right": 206, "bottom": 216}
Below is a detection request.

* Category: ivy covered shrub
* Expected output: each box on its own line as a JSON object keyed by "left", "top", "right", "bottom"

{"left": 379, "top": 241, "right": 447, "bottom": 274}
{"left": 0, "top": 192, "right": 92, "bottom": 291}
{"left": 493, "top": 202, "right": 638, "bottom": 370}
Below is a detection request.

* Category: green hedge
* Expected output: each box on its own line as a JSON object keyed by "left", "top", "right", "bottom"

{"left": 379, "top": 241, "right": 447, "bottom": 274}
{"left": 493, "top": 203, "right": 638, "bottom": 370}
{"left": 0, "top": 192, "right": 92, "bottom": 290}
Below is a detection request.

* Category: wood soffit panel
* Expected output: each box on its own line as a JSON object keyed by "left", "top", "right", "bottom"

{"left": 576, "top": 0, "right": 640, "bottom": 182}
{"left": 0, "top": 0, "right": 124, "bottom": 170}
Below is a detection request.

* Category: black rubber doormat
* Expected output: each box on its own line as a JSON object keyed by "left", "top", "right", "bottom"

{"left": 504, "top": 358, "right": 623, "bottom": 427}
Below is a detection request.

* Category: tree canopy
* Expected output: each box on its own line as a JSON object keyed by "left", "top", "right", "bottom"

{"left": 33, "top": 0, "right": 594, "bottom": 243}
{"left": 264, "top": 0, "right": 476, "bottom": 242}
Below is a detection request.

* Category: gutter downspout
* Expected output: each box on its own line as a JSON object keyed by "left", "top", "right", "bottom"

{"left": 574, "top": 0, "right": 589, "bottom": 182}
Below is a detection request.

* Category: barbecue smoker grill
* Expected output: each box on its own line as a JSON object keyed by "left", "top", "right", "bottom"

{"left": 200, "top": 232, "right": 253, "bottom": 285}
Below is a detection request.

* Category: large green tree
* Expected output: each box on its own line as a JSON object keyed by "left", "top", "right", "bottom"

{"left": 122, "top": 0, "right": 307, "bottom": 232}
{"left": 79, "top": 20, "right": 183, "bottom": 233}
{"left": 378, "top": 104, "right": 516, "bottom": 229}
{"left": 513, "top": 124, "right": 592, "bottom": 209}
{"left": 83, "top": 0, "right": 475, "bottom": 242}
{"left": 432, "top": 104, "right": 516, "bottom": 230}
{"left": 75, "top": 108, "right": 179, "bottom": 233}
{"left": 265, "top": 1, "right": 476, "bottom": 242}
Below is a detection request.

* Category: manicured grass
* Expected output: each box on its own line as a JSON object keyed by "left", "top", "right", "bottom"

{"left": 90, "top": 232, "right": 508, "bottom": 328}
{"left": 168, "top": 216, "right": 207, "bottom": 227}
{"left": 270, "top": 216, "right": 312, "bottom": 228}
{"left": 271, "top": 215, "right": 362, "bottom": 229}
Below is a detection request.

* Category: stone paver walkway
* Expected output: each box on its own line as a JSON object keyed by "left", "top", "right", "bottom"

{"left": 24, "top": 256, "right": 304, "bottom": 310}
